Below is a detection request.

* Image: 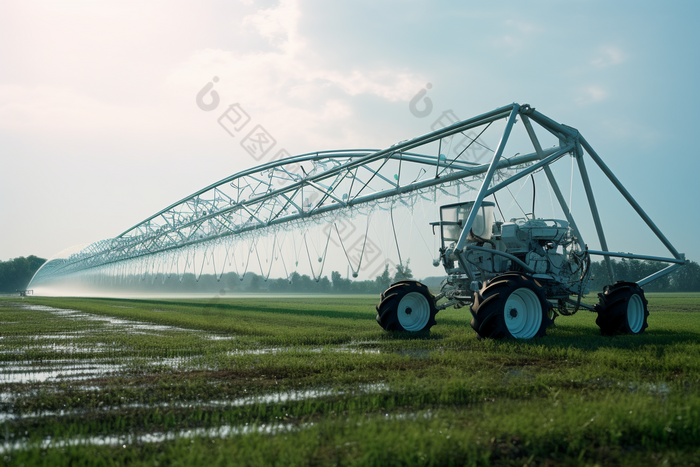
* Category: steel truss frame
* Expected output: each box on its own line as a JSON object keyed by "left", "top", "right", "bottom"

{"left": 30, "top": 103, "right": 686, "bottom": 288}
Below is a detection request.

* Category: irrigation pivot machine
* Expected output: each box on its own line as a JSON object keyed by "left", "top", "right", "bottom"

{"left": 29, "top": 103, "right": 685, "bottom": 340}
{"left": 375, "top": 103, "right": 686, "bottom": 339}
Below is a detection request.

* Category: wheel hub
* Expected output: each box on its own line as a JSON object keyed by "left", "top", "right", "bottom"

{"left": 503, "top": 287, "right": 543, "bottom": 339}
{"left": 397, "top": 292, "right": 431, "bottom": 332}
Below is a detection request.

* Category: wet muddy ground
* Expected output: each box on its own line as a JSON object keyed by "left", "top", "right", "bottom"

{"left": 0, "top": 299, "right": 391, "bottom": 456}
{"left": 2, "top": 295, "right": 700, "bottom": 465}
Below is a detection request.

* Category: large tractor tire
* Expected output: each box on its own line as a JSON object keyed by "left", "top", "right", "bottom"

{"left": 376, "top": 281, "right": 438, "bottom": 332}
{"left": 470, "top": 273, "right": 554, "bottom": 339}
{"left": 380, "top": 280, "right": 424, "bottom": 300}
{"left": 595, "top": 281, "right": 649, "bottom": 336}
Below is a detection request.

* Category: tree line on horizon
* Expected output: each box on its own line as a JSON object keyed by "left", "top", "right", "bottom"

{"left": 587, "top": 258, "right": 700, "bottom": 292}
{"left": 0, "top": 256, "right": 46, "bottom": 293}
{"left": 53, "top": 262, "right": 416, "bottom": 295}
{"left": 2, "top": 255, "right": 700, "bottom": 295}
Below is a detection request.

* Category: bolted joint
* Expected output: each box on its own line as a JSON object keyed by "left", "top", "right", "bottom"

{"left": 519, "top": 104, "right": 535, "bottom": 115}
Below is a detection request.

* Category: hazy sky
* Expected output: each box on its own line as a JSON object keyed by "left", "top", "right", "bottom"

{"left": 1, "top": 0, "right": 699, "bottom": 269}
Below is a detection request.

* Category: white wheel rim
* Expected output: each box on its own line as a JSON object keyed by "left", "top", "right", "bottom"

{"left": 627, "top": 294, "right": 644, "bottom": 333}
{"left": 397, "top": 292, "right": 431, "bottom": 331}
{"left": 504, "top": 287, "right": 543, "bottom": 339}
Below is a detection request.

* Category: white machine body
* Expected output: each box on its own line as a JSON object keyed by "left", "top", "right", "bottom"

{"left": 434, "top": 201, "right": 589, "bottom": 303}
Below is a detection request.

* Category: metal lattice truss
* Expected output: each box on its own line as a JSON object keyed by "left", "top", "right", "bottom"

{"left": 31, "top": 103, "right": 685, "bottom": 286}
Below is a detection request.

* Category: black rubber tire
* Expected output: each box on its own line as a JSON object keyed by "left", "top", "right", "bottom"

{"left": 376, "top": 281, "right": 438, "bottom": 332}
{"left": 380, "top": 280, "right": 423, "bottom": 300}
{"left": 470, "top": 273, "right": 554, "bottom": 339}
{"left": 595, "top": 281, "right": 649, "bottom": 336}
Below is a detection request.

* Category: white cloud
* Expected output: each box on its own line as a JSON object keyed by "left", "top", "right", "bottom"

{"left": 197, "top": 0, "right": 423, "bottom": 102}
{"left": 0, "top": 0, "right": 424, "bottom": 148}
{"left": 493, "top": 34, "right": 521, "bottom": 51}
{"left": 492, "top": 19, "right": 539, "bottom": 53}
{"left": 591, "top": 46, "right": 625, "bottom": 67}
{"left": 241, "top": 0, "right": 301, "bottom": 53}
{"left": 574, "top": 85, "right": 608, "bottom": 105}
{"left": 167, "top": 0, "right": 427, "bottom": 149}
{"left": 586, "top": 86, "right": 607, "bottom": 101}
{"left": 504, "top": 19, "right": 539, "bottom": 34}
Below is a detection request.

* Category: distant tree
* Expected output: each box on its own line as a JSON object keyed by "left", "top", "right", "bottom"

{"left": 0, "top": 256, "right": 46, "bottom": 293}
{"left": 351, "top": 279, "right": 381, "bottom": 294}
{"left": 297, "top": 274, "right": 313, "bottom": 292}
{"left": 393, "top": 260, "right": 413, "bottom": 282}
{"left": 247, "top": 272, "right": 261, "bottom": 291}
{"left": 318, "top": 276, "right": 331, "bottom": 293}
{"left": 671, "top": 261, "right": 700, "bottom": 292}
{"left": 588, "top": 259, "right": 700, "bottom": 293}
{"left": 226, "top": 272, "right": 240, "bottom": 290}
{"left": 268, "top": 277, "right": 288, "bottom": 292}
{"left": 331, "top": 270, "right": 351, "bottom": 293}
{"left": 375, "top": 264, "right": 392, "bottom": 291}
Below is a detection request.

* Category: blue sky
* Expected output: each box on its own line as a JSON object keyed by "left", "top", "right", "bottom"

{"left": 1, "top": 0, "right": 698, "bottom": 273}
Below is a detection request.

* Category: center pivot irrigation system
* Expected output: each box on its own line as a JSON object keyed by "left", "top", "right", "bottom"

{"left": 376, "top": 104, "right": 686, "bottom": 339}
{"left": 30, "top": 103, "right": 685, "bottom": 339}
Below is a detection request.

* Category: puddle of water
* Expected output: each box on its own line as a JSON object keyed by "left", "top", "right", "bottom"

{"left": 2, "top": 383, "right": 389, "bottom": 423}
{"left": 0, "top": 421, "right": 305, "bottom": 454}
{"left": 628, "top": 382, "right": 671, "bottom": 397}
{"left": 578, "top": 378, "right": 672, "bottom": 399}
{"left": 0, "top": 344, "right": 108, "bottom": 355}
{"left": 0, "top": 345, "right": 380, "bottom": 385}
{"left": 24, "top": 331, "right": 93, "bottom": 340}
{"left": 204, "top": 335, "right": 235, "bottom": 341}
{"left": 150, "top": 356, "right": 215, "bottom": 371}
{"left": 11, "top": 303, "right": 235, "bottom": 341}
{"left": 0, "top": 362, "right": 128, "bottom": 384}
{"left": 340, "top": 347, "right": 381, "bottom": 354}
{"left": 0, "top": 385, "right": 103, "bottom": 415}
{"left": 0, "top": 303, "right": 386, "bottom": 406}
{"left": 228, "top": 383, "right": 387, "bottom": 407}
{"left": 226, "top": 346, "right": 380, "bottom": 357}
{"left": 227, "top": 347, "right": 286, "bottom": 356}
{"left": 0, "top": 354, "right": 215, "bottom": 384}
{"left": 0, "top": 391, "right": 13, "bottom": 404}
{"left": 389, "top": 409, "right": 435, "bottom": 422}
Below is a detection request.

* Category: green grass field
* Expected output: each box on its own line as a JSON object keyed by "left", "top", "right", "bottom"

{"left": 1, "top": 293, "right": 700, "bottom": 466}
